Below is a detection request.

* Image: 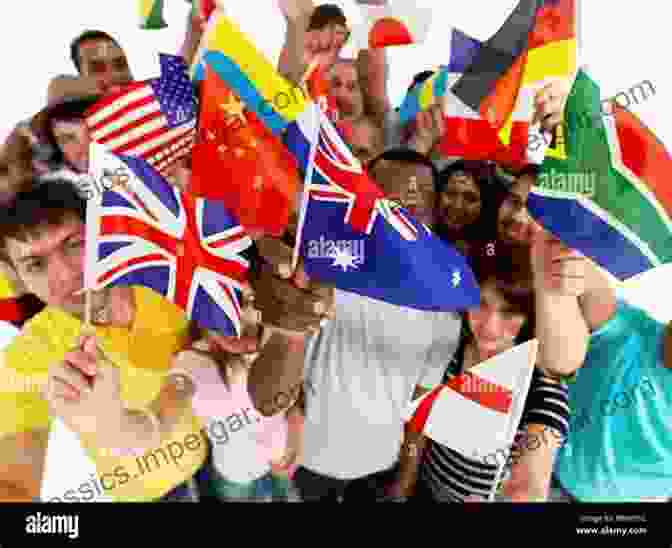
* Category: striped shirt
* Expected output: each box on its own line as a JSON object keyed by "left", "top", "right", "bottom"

{"left": 419, "top": 336, "right": 570, "bottom": 502}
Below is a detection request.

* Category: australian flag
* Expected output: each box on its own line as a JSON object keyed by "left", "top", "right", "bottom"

{"left": 286, "top": 104, "right": 480, "bottom": 312}
{"left": 85, "top": 144, "right": 252, "bottom": 336}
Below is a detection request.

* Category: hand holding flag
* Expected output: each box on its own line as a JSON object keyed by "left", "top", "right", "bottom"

{"left": 404, "top": 340, "right": 538, "bottom": 461}
{"left": 85, "top": 143, "right": 253, "bottom": 337}
{"left": 526, "top": 69, "right": 672, "bottom": 280}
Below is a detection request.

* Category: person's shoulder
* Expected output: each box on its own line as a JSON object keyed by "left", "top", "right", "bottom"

{"left": 591, "top": 299, "right": 660, "bottom": 343}
{"left": 3, "top": 307, "right": 69, "bottom": 374}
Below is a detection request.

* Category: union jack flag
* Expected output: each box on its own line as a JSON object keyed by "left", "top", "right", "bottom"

{"left": 85, "top": 145, "right": 252, "bottom": 336}
{"left": 285, "top": 104, "right": 480, "bottom": 312}
{"left": 85, "top": 54, "right": 198, "bottom": 178}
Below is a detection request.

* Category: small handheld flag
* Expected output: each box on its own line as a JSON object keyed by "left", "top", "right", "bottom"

{"left": 86, "top": 143, "right": 252, "bottom": 337}
{"left": 139, "top": 0, "right": 168, "bottom": 30}
{"left": 353, "top": 1, "right": 432, "bottom": 49}
{"left": 526, "top": 69, "right": 672, "bottom": 280}
{"left": 85, "top": 54, "right": 198, "bottom": 178}
{"left": 405, "top": 340, "right": 538, "bottom": 460}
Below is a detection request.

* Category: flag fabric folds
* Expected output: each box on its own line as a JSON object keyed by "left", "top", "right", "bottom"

{"left": 394, "top": 0, "right": 576, "bottom": 168}
{"left": 191, "top": 13, "right": 308, "bottom": 134}
{"left": 405, "top": 340, "right": 538, "bottom": 461}
{"left": 287, "top": 104, "right": 481, "bottom": 312}
{"left": 138, "top": 0, "right": 167, "bottom": 30}
{"left": 352, "top": 1, "right": 433, "bottom": 49}
{"left": 397, "top": 29, "right": 483, "bottom": 125}
{"left": 191, "top": 12, "right": 480, "bottom": 311}
{"left": 192, "top": 0, "right": 217, "bottom": 22}
{"left": 85, "top": 54, "right": 198, "bottom": 178}
{"left": 85, "top": 143, "right": 252, "bottom": 337}
{"left": 437, "top": 0, "right": 577, "bottom": 168}
{"left": 526, "top": 69, "right": 672, "bottom": 281}
{"left": 189, "top": 65, "right": 300, "bottom": 237}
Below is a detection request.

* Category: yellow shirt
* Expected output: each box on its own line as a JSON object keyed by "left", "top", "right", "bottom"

{"left": 0, "top": 273, "right": 15, "bottom": 298}
{"left": 0, "top": 286, "right": 208, "bottom": 502}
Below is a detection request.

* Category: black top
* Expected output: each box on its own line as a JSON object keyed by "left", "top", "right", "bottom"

{"left": 419, "top": 334, "right": 570, "bottom": 501}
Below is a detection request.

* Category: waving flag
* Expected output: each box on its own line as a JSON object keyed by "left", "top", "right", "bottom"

{"left": 394, "top": 1, "right": 576, "bottom": 168}
{"left": 526, "top": 69, "right": 672, "bottom": 280}
{"left": 85, "top": 54, "right": 198, "bottom": 178}
{"left": 86, "top": 143, "right": 252, "bottom": 336}
{"left": 191, "top": 13, "right": 308, "bottom": 134}
{"left": 435, "top": 0, "right": 576, "bottom": 168}
{"left": 287, "top": 104, "right": 480, "bottom": 312}
{"left": 138, "top": 0, "right": 167, "bottom": 29}
{"left": 190, "top": 65, "right": 300, "bottom": 237}
{"left": 192, "top": 0, "right": 216, "bottom": 22}
{"left": 405, "top": 340, "right": 538, "bottom": 460}
{"left": 397, "top": 29, "right": 482, "bottom": 125}
{"left": 353, "top": 1, "right": 432, "bottom": 49}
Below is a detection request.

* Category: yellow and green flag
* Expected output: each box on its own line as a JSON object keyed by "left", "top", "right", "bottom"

{"left": 139, "top": 0, "right": 168, "bottom": 30}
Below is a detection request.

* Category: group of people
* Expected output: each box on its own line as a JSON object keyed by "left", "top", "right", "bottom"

{"left": 0, "top": 0, "right": 670, "bottom": 504}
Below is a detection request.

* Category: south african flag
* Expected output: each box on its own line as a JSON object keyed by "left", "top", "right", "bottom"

{"left": 527, "top": 68, "right": 672, "bottom": 280}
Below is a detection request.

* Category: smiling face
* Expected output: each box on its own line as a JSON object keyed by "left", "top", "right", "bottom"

{"left": 497, "top": 175, "right": 534, "bottom": 245}
{"left": 369, "top": 159, "right": 436, "bottom": 226}
{"left": 4, "top": 214, "right": 86, "bottom": 316}
{"left": 329, "top": 61, "right": 364, "bottom": 122}
{"left": 77, "top": 39, "right": 132, "bottom": 95}
{"left": 436, "top": 172, "right": 482, "bottom": 232}
{"left": 467, "top": 280, "right": 528, "bottom": 361}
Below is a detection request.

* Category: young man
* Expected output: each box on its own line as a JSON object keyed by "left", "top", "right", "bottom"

{"left": 552, "top": 265, "right": 672, "bottom": 502}
{"left": 293, "top": 148, "right": 462, "bottom": 502}
{"left": 69, "top": 30, "right": 134, "bottom": 96}
{"left": 0, "top": 176, "right": 332, "bottom": 502}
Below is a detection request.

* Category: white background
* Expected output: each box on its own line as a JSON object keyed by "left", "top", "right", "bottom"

{"left": 0, "top": 0, "right": 669, "bottom": 323}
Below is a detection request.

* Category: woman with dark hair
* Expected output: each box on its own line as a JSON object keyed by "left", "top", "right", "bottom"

{"left": 433, "top": 160, "right": 506, "bottom": 255}
{"left": 407, "top": 235, "right": 587, "bottom": 502}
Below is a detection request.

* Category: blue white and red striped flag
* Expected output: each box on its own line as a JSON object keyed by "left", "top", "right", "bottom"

{"left": 85, "top": 54, "right": 198, "bottom": 178}
{"left": 85, "top": 144, "right": 252, "bottom": 336}
{"left": 286, "top": 104, "right": 480, "bottom": 312}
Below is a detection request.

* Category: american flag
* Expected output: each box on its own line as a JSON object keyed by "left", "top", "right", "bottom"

{"left": 86, "top": 146, "right": 252, "bottom": 336}
{"left": 85, "top": 54, "right": 197, "bottom": 177}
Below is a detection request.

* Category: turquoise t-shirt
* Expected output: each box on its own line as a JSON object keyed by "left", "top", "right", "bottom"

{"left": 555, "top": 300, "right": 672, "bottom": 501}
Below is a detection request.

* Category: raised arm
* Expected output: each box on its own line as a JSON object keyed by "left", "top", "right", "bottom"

{"left": 278, "top": 0, "right": 316, "bottom": 85}
{"left": 530, "top": 226, "right": 590, "bottom": 378}
{"left": 179, "top": 9, "right": 207, "bottom": 68}
{"left": 356, "top": 47, "right": 390, "bottom": 126}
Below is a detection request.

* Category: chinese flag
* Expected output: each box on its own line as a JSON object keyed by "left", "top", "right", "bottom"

{"left": 189, "top": 65, "right": 300, "bottom": 237}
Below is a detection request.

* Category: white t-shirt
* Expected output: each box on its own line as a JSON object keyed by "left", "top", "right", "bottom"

{"left": 301, "top": 290, "right": 461, "bottom": 479}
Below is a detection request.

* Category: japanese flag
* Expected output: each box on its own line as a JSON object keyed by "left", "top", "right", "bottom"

{"left": 353, "top": 1, "right": 433, "bottom": 49}
{"left": 404, "top": 340, "right": 538, "bottom": 461}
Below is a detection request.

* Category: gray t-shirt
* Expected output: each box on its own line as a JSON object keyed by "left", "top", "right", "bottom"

{"left": 301, "top": 289, "right": 462, "bottom": 479}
